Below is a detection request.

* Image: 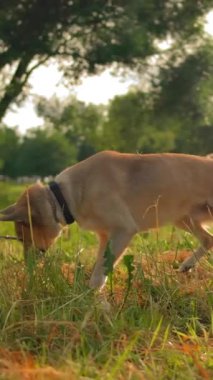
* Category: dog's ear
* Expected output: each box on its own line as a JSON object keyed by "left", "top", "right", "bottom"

{"left": 0, "top": 204, "right": 28, "bottom": 222}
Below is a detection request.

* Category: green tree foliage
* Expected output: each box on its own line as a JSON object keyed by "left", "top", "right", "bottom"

{"left": 0, "top": 125, "right": 19, "bottom": 176}
{"left": 153, "top": 41, "right": 213, "bottom": 154}
{"left": 100, "top": 91, "right": 176, "bottom": 153}
{"left": 96, "top": 40, "right": 213, "bottom": 155}
{"left": 0, "top": 36, "right": 212, "bottom": 177}
{"left": 36, "top": 96, "right": 104, "bottom": 160}
{"left": 0, "top": 96, "right": 104, "bottom": 178}
{"left": 0, "top": 125, "right": 75, "bottom": 177}
{"left": 0, "top": 0, "right": 211, "bottom": 120}
{"left": 15, "top": 129, "right": 73, "bottom": 176}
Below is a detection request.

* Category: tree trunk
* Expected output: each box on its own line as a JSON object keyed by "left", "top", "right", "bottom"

{"left": 0, "top": 54, "right": 32, "bottom": 121}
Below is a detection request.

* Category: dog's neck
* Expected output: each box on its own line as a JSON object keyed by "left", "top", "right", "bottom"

{"left": 47, "top": 182, "right": 75, "bottom": 225}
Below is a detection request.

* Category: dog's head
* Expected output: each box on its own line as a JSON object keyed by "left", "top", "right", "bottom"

{"left": 0, "top": 183, "right": 62, "bottom": 253}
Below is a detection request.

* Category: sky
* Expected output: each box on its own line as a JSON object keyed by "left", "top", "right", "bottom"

{"left": 3, "top": 66, "right": 137, "bottom": 133}
{"left": 3, "top": 11, "right": 213, "bottom": 133}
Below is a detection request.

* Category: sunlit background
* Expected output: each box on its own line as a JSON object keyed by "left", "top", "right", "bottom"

{"left": 3, "top": 11, "right": 212, "bottom": 134}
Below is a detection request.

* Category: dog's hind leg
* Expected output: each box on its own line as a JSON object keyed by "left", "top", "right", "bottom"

{"left": 89, "top": 227, "right": 135, "bottom": 289}
{"left": 175, "top": 216, "right": 213, "bottom": 272}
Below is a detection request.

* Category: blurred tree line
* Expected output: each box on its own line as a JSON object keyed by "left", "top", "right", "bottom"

{"left": 0, "top": 38, "right": 212, "bottom": 177}
{"left": 0, "top": 1, "right": 212, "bottom": 177}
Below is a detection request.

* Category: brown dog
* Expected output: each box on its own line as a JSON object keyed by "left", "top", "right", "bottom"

{"left": 0, "top": 151, "right": 213, "bottom": 289}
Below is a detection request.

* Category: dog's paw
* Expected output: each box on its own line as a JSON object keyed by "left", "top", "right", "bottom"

{"left": 178, "top": 259, "right": 195, "bottom": 273}
{"left": 95, "top": 294, "right": 111, "bottom": 313}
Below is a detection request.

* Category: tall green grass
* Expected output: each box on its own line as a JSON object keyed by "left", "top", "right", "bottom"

{"left": 0, "top": 182, "right": 212, "bottom": 380}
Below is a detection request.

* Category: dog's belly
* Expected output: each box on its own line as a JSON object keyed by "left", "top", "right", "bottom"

{"left": 131, "top": 196, "right": 191, "bottom": 231}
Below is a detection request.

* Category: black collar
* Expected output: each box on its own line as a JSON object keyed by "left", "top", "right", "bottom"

{"left": 49, "top": 181, "right": 75, "bottom": 225}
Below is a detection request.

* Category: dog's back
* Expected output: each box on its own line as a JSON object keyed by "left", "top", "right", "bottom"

{"left": 57, "top": 151, "right": 213, "bottom": 231}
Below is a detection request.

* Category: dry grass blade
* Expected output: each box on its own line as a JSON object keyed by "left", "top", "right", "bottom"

{"left": 0, "top": 235, "right": 19, "bottom": 241}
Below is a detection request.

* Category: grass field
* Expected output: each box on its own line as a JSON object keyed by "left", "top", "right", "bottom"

{"left": 0, "top": 182, "right": 212, "bottom": 380}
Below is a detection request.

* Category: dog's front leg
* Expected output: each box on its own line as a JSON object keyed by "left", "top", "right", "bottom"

{"left": 89, "top": 232, "right": 109, "bottom": 289}
{"left": 89, "top": 228, "right": 135, "bottom": 289}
